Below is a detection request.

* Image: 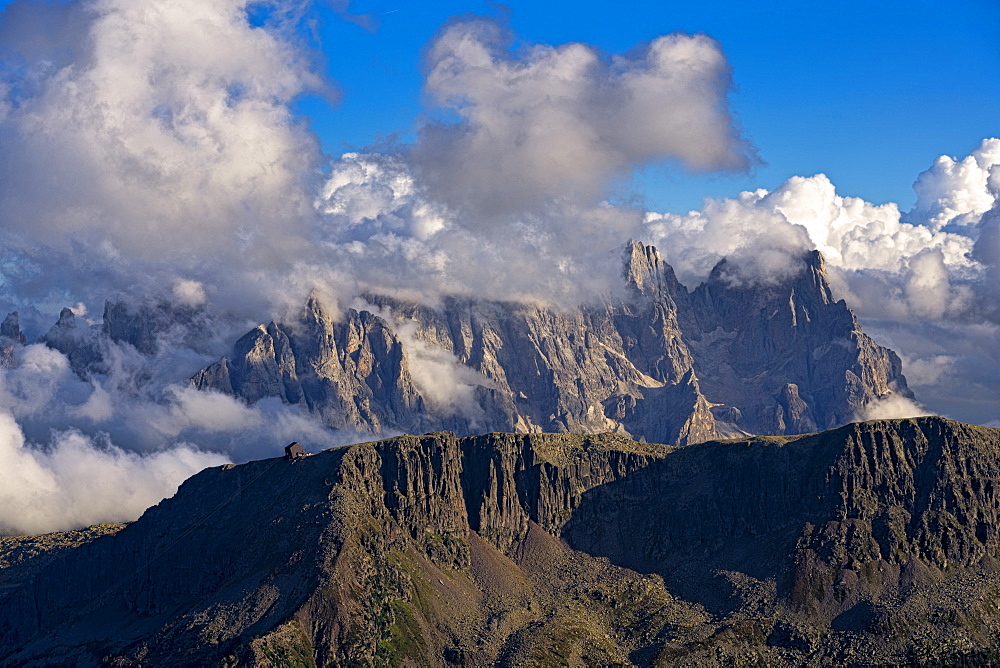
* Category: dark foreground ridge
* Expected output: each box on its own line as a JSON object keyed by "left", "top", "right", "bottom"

{"left": 3, "top": 417, "right": 1000, "bottom": 666}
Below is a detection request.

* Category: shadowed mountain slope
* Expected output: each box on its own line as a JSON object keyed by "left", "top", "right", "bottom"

{"left": 3, "top": 417, "right": 1000, "bottom": 666}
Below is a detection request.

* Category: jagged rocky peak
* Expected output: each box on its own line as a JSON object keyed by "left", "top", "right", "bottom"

{"left": 192, "top": 241, "right": 912, "bottom": 444}
{"left": 0, "top": 311, "right": 26, "bottom": 345}
{"left": 30, "top": 296, "right": 220, "bottom": 380}
{"left": 622, "top": 238, "right": 683, "bottom": 298}
{"left": 54, "top": 306, "right": 77, "bottom": 330}
{"left": 683, "top": 247, "right": 912, "bottom": 432}
{"left": 0, "top": 311, "right": 25, "bottom": 369}
{"left": 102, "top": 300, "right": 160, "bottom": 355}
{"left": 38, "top": 307, "right": 93, "bottom": 355}
{"left": 194, "top": 294, "right": 431, "bottom": 435}
{"left": 6, "top": 418, "right": 1000, "bottom": 666}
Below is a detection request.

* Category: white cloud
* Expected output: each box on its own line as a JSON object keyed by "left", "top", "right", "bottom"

{"left": 646, "top": 174, "right": 975, "bottom": 290}
{"left": 903, "top": 249, "right": 967, "bottom": 320}
{"left": 0, "top": 344, "right": 82, "bottom": 418}
{"left": 855, "top": 395, "right": 930, "bottom": 422}
{"left": 309, "top": 19, "right": 754, "bottom": 305}
{"left": 172, "top": 279, "right": 208, "bottom": 308}
{"left": 317, "top": 152, "right": 456, "bottom": 243}
{"left": 350, "top": 299, "right": 496, "bottom": 424}
{"left": 414, "top": 19, "right": 753, "bottom": 217}
{"left": 908, "top": 138, "right": 1000, "bottom": 231}
{"left": 0, "top": 411, "right": 228, "bottom": 535}
{"left": 0, "top": 0, "right": 324, "bottom": 312}
{"left": 73, "top": 383, "right": 115, "bottom": 422}
{"left": 313, "top": 151, "right": 646, "bottom": 304}
{"left": 643, "top": 170, "right": 980, "bottom": 319}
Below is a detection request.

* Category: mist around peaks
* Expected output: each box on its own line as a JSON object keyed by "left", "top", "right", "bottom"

{"left": 0, "top": 0, "right": 996, "bottom": 534}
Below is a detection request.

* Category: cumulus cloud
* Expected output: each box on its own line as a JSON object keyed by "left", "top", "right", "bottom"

{"left": 0, "top": 8, "right": 754, "bottom": 318}
{"left": 0, "top": 0, "right": 324, "bottom": 314}
{"left": 317, "top": 152, "right": 454, "bottom": 243}
{"left": 311, "top": 150, "right": 647, "bottom": 304}
{"left": 908, "top": 138, "right": 1000, "bottom": 231}
{"left": 308, "top": 19, "right": 757, "bottom": 304}
{"left": 414, "top": 19, "right": 753, "bottom": 217}
{"left": 172, "top": 280, "right": 208, "bottom": 308}
{"left": 644, "top": 169, "right": 980, "bottom": 318}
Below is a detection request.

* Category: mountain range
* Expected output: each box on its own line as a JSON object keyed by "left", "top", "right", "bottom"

{"left": 0, "top": 240, "right": 948, "bottom": 667}
{"left": 2, "top": 241, "right": 910, "bottom": 447}
{"left": 189, "top": 241, "right": 911, "bottom": 444}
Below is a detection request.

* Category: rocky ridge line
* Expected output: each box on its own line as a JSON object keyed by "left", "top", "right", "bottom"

{"left": 3, "top": 417, "right": 1000, "bottom": 665}
{"left": 192, "top": 241, "right": 911, "bottom": 443}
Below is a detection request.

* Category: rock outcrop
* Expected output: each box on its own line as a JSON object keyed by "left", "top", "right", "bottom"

{"left": 194, "top": 242, "right": 911, "bottom": 443}
{"left": 7, "top": 298, "right": 215, "bottom": 380}
{"left": 0, "top": 312, "right": 25, "bottom": 368}
{"left": 4, "top": 417, "right": 1000, "bottom": 666}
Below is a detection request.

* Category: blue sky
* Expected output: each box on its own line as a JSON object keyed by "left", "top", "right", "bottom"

{"left": 0, "top": 0, "right": 994, "bottom": 212}
{"left": 303, "top": 0, "right": 1000, "bottom": 213}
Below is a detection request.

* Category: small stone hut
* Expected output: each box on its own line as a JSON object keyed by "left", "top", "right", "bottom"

{"left": 284, "top": 442, "right": 305, "bottom": 460}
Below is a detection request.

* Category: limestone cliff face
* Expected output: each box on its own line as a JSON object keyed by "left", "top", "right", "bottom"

{"left": 677, "top": 251, "right": 912, "bottom": 433}
{"left": 24, "top": 298, "right": 212, "bottom": 380}
{"left": 0, "top": 312, "right": 25, "bottom": 368}
{"left": 194, "top": 242, "right": 911, "bottom": 443}
{"left": 4, "top": 418, "right": 1000, "bottom": 666}
{"left": 16, "top": 242, "right": 910, "bottom": 445}
{"left": 0, "top": 431, "right": 668, "bottom": 666}
{"left": 192, "top": 299, "right": 435, "bottom": 435}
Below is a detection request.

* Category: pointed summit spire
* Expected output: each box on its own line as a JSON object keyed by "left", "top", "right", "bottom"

{"left": 1, "top": 312, "right": 26, "bottom": 345}
{"left": 622, "top": 239, "right": 682, "bottom": 297}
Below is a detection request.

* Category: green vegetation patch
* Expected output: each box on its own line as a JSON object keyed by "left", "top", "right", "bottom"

{"left": 376, "top": 600, "right": 428, "bottom": 667}
{"left": 528, "top": 432, "right": 673, "bottom": 466}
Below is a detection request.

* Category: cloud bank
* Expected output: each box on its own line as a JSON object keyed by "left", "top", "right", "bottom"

{"left": 0, "top": 411, "right": 228, "bottom": 536}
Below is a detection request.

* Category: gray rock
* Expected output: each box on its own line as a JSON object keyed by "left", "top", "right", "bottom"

{"left": 195, "top": 242, "right": 912, "bottom": 444}
{"left": 37, "top": 307, "right": 104, "bottom": 376}
{"left": 0, "top": 312, "right": 25, "bottom": 369}
{"left": 0, "top": 312, "right": 26, "bottom": 346}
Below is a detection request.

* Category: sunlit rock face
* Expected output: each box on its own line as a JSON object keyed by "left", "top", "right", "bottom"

{"left": 192, "top": 242, "right": 912, "bottom": 444}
